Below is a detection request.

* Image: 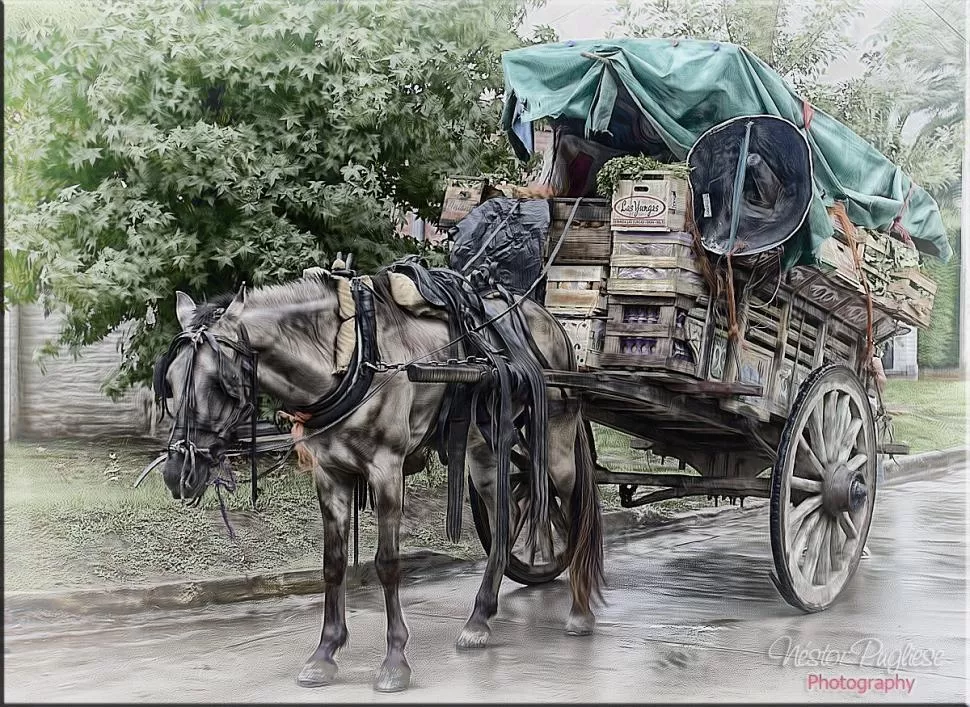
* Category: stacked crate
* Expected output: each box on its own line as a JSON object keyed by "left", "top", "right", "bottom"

{"left": 591, "top": 172, "right": 707, "bottom": 376}
{"left": 544, "top": 198, "right": 613, "bottom": 370}
{"left": 544, "top": 265, "right": 607, "bottom": 369}
{"left": 438, "top": 175, "right": 487, "bottom": 228}
{"left": 822, "top": 213, "right": 937, "bottom": 329}
{"left": 545, "top": 198, "right": 613, "bottom": 265}
{"left": 859, "top": 230, "right": 936, "bottom": 328}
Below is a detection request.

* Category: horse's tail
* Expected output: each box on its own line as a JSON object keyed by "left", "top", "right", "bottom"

{"left": 569, "top": 415, "right": 605, "bottom": 610}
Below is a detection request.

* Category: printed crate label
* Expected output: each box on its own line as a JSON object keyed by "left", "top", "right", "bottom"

{"left": 610, "top": 173, "right": 688, "bottom": 232}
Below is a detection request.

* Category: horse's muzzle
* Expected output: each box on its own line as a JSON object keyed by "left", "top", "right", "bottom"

{"left": 162, "top": 451, "right": 213, "bottom": 502}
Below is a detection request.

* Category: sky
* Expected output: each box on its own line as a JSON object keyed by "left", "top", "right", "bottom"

{"left": 522, "top": 0, "right": 913, "bottom": 83}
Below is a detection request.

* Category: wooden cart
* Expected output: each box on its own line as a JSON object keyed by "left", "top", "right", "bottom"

{"left": 463, "top": 253, "right": 910, "bottom": 613}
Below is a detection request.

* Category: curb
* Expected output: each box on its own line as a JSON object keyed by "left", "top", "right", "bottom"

{"left": 883, "top": 446, "right": 966, "bottom": 485}
{"left": 5, "top": 447, "right": 964, "bottom": 618}
{"left": 4, "top": 550, "right": 463, "bottom": 618}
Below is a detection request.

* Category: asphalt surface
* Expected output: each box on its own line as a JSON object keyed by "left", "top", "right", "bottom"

{"left": 4, "top": 466, "right": 966, "bottom": 703}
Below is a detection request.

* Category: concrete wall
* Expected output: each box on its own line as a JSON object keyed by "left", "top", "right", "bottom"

{"left": 5, "top": 303, "right": 156, "bottom": 440}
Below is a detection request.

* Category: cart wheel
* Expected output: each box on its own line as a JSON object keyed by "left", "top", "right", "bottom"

{"left": 468, "top": 473, "right": 571, "bottom": 585}
{"left": 770, "top": 364, "right": 877, "bottom": 612}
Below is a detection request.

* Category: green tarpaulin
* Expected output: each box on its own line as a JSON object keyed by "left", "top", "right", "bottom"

{"left": 500, "top": 38, "right": 951, "bottom": 265}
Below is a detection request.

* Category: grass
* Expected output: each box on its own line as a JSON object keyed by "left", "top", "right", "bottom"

{"left": 592, "top": 424, "right": 713, "bottom": 516}
{"left": 3, "top": 428, "right": 710, "bottom": 592}
{"left": 882, "top": 378, "right": 967, "bottom": 453}
{"left": 3, "top": 439, "right": 479, "bottom": 592}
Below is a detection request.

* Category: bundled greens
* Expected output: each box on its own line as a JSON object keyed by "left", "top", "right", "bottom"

{"left": 595, "top": 156, "right": 692, "bottom": 197}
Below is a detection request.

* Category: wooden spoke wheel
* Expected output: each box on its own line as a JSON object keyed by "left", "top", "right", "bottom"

{"left": 468, "top": 471, "right": 572, "bottom": 585}
{"left": 770, "top": 364, "right": 877, "bottom": 612}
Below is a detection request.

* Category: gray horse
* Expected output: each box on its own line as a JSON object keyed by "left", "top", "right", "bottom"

{"left": 157, "top": 268, "right": 604, "bottom": 692}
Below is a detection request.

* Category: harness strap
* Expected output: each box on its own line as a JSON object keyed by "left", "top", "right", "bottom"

{"left": 282, "top": 279, "right": 380, "bottom": 429}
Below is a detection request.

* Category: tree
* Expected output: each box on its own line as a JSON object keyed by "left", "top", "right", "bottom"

{"left": 611, "top": 0, "right": 862, "bottom": 92}
{"left": 5, "top": 0, "right": 537, "bottom": 395}
{"left": 871, "top": 0, "right": 965, "bottom": 369}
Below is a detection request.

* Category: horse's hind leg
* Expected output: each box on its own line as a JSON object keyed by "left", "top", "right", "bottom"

{"left": 550, "top": 412, "right": 595, "bottom": 637}
{"left": 457, "top": 427, "right": 505, "bottom": 650}
{"left": 370, "top": 452, "right": 412, "bottom": 692}
{"left": 297, "top": 469, "right": 353, "bottom": 688}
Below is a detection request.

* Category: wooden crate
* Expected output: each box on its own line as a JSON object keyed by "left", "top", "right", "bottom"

{"left": 546, "top": 198, "right": 613, "bottom": 265}
{"left": 862, "top": 230, "right": 920, "bottom": 272}
{"left": 551, "top": 198, "right": 611, "bottom": 223}
{"left": 547, "top": 221, "right": 612, "bottom": 264}
{"left": 611, "top": 243, "right": 697, "bottom": 271}
{"left": 607, "top": 264, "right": 706, "bottom": 297}
{"left": 438, "top": 176, "right": 486, "bottom": 228}
{"left": 556, "top": 317, "right": 605, "bottom": 369}
{"left": 544, "top": 265, "right": 608, "bottom": 316}
{"left": 606, "top": 294, "right": 699, "bottom": 328}
{"left": 592, "top": 334, "right": 699, "bottom": 376}
{"left": 591, "top": 294, "right": 706, "bottom": 376}
{"left": 610, "top": 173, "right": 689, "bottom": 232}
{"left": 610, "top": 235, "right": 700, "bottom": 272}
{"left": 882, "top": 268, "right": 936, "bottom": 328}
{"left": 817, "top": 236, "right": 865, "bottom": 292}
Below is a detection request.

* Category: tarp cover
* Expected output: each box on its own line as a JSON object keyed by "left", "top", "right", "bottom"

{"left": 500, "top": 38, "right": 951, "bottom": 265}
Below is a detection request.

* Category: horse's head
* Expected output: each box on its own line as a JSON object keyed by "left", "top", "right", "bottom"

{"left": 155, "top": 287, "right": 256, "bottom": 502}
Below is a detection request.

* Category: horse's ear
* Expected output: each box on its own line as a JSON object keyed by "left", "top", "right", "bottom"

{"left": 224, "top": 283, "right": 246, "bottom": 320}
{"left": 175, "top": 291, "right": 196, "bottom": 330}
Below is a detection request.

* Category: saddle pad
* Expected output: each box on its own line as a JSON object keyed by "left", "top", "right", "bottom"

{"left": 332, "top": 272, "right": 448, "bottom": 374}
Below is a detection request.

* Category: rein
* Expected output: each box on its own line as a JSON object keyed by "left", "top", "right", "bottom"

{"left": 151, "top": 319, "right": 260, "bottom": 534}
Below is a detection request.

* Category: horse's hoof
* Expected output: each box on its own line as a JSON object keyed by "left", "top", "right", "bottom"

{"left": 373, "top": 658, "right": 411, "bottom": 692}
{"left": 297, "top": 655, "right": 338, "bottom": 687}
{"left": 456, "top": 623, "right": 491, "bottom": 650}
{"left": 566, "top": 612, "right": 595, "bottom": 636}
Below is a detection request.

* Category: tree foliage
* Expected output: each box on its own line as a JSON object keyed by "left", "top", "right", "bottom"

{"left": 5, "top": 0, "right": 536, "bottom": 395}
{"left": 612, "top": 0, "right": 862, "bottom": 91}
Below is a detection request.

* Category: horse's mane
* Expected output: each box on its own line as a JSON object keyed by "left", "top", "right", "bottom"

{"left": 190, "top": 292, "right": 235, "bottom": 328}
{"left": 191, "top": 275, "right": 338, "bottom": 329}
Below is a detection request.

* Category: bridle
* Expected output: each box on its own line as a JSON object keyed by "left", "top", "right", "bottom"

{"left": 154, "top": 320, "right": 259, "bottom": 507}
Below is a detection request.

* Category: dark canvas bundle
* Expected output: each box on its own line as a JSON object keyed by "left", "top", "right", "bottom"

{"left": 448, "top": 197, "right": 550, "bottom": 301}
{"left": 688, "top": 115, "right": 813, "bottom": 257}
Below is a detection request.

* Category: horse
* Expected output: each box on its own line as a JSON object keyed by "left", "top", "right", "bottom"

{"left": 154, "top": 262, "right": 604, "bottom": 692}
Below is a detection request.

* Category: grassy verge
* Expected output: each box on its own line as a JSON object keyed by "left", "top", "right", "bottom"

{"left": 882, "top": 378, "right": 967, "bottom": 453}
{"left": 592, "top": 424, "right": 714, "bottom": 516}
{"left": 3, "top": 439, "right": 480, "bottom": 592}
{"left": 4, "top": 428, "right": 715, "bottom": 592}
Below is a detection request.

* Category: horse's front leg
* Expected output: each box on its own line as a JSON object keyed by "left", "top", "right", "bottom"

{"left": 370, "top": 453, "right": 412, "bottom": 692}
{"left": 297, "top": 468, "right": 354, "bottom": 688}
{"left": 457, "top": 430, "right": 506, "bottom": 650}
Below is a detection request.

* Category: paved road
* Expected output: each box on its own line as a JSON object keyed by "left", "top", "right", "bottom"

{"left": 5, "top": 466, "right": 965, "bottom": 703}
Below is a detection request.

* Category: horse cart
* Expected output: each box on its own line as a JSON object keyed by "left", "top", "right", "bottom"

{"left": 436, "top": 38, "right": 948, "bottom": 613}
{"left": 464, "top": 244, "right": 904, "bottom": 614}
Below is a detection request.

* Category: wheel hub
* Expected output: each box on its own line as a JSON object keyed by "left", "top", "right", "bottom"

{"left": 848, "top": 475, "right": 868, "bottom": 512}
{"left": 822, "top": 466, "right": 868, "bottom": 515}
